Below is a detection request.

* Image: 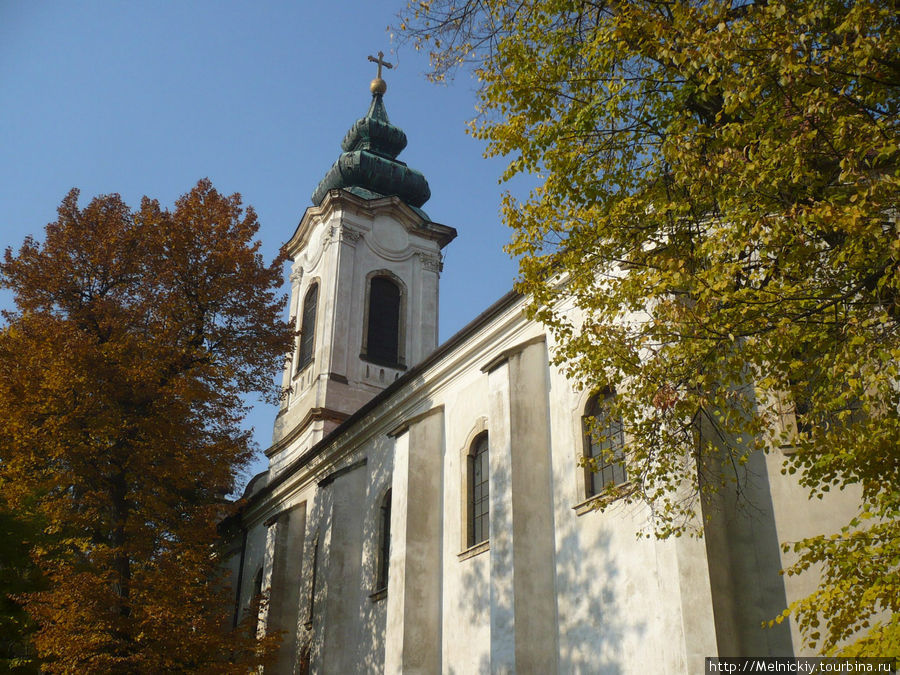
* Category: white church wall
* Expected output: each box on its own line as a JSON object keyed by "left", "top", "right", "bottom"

{"left": 220, "top": 537, "right": 245, "bottom": 631}
{"left": 541, "top": 347, "right": 712, "bottom": 674}
{"left": 386, "top": 407, "right": 445, "bottom": 673}
{"left": 267, "top": 422, "right": 318, "bottom": 479}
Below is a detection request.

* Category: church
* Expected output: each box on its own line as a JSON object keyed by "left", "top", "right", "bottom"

{"left": 222, "top": 58, "right": 860, "bottom": 674}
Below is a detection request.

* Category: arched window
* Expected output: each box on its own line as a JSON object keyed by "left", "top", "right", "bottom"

{"left": 376, "top": 489, "right": 391, "bottom": 591}
{"left": 365, "top": 276, "right": 401, "bottom": 366}
{"left": 468, "top": 432, "right": 489, "bottom": 547}
{"left": 297, "top": 283, "right": 318, "bottom": 372}
{"left": 583, "top": 392, "right": 626, "bottom": 497}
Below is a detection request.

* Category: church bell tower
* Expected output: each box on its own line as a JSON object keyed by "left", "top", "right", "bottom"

{"left": 267, "top": 55, "right": 456, "bottom": 477}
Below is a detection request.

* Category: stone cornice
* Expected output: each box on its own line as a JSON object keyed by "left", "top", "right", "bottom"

{"left": 285, "top": 190, "right": 456, "bottom": 258}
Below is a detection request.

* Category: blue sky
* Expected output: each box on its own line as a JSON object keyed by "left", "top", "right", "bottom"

{"left": 0, "top": 1, "right": 526, "bottom": 486}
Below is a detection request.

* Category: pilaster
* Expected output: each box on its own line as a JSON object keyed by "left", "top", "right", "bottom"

{"left": 485, "top": 337, "right": 559, "bottom": 673}
{"left": 319, "top": 461, "right": 368, "bottom": 674}
{"left": 486, "top": 361, "right": 515, "bottom": 673}
{"left": 384, "top": 407, "right": 444, "bottom": 674}
{"left": 265, "top": 502, "right": 307, "bottom": 673}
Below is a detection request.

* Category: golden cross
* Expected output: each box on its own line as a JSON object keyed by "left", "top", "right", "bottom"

{"left": 368, "top": 51, "right": 393, "bottom": 79}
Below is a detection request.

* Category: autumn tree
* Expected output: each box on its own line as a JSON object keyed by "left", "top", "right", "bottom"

{"left": 401, "top": 0, "right": 899, "bottom": 655}
{"left": 0, "top": 180, "right": 293, "bottom": 672}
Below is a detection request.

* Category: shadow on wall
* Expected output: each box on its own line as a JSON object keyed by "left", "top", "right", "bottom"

{"left": 702, "top": 446, "right": 793, "bottom": 657}
{"left": 354, "top": 434, "right": 393, "bottom": 674}
{"left": 449, "top": 481, "right": 642, "bottom": 671}
{"left": 556, "top": 524, "right": 645, "bottom": 675}
{"left": 448, "top": 515, "right": 490, "bottom": 674}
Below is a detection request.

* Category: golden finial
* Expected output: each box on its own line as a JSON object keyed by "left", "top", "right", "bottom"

{"left": 367, "top": 51, "right": 393, "bottom": 95}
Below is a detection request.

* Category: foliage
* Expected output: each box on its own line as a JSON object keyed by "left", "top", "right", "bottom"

{"left": 401, "top": 0, "right": 899, "bottom": 655}
{"left": 0, "top": 180, "right": 293, "bottom": 672}
{"left": 0, "top": 493, "right": 44, "bottom": 673}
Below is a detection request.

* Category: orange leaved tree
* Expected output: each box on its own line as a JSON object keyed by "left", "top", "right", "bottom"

{"left": 0, "top": 180, "right": 293, "bottom": 673}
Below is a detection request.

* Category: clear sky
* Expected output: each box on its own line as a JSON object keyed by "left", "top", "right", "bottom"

{"left": 0, "top": 1, "right": 525, "bottom": 488}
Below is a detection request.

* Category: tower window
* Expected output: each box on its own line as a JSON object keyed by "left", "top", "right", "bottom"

{"left": 365, "top": 275, "right": 401, "bottom": 367}
{"left": 297, "top": 283, "right": 318, "bottom": 372}
{"left": 468, "top": 432, "right": 489, "bottom": 547}
{"left": 583, "top": 391, "right": 626, "bottom": 497}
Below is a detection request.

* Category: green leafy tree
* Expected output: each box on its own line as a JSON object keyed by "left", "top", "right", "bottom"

{"left": 0, "top": 180, "right": 292, "bottom": 672}
{"left": 401, "top": 0, "right": 899, "bottom": 655}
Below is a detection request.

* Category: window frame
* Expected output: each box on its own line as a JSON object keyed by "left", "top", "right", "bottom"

{"left": 296, "top": 282, "right": 319, "bottom": 374}
{"left": 582, "top": 390, "right": 627, "bottom": 500}
{"left": 467, "top": 431, "right": 490, "bottom": 548}
{"left": 360, "top": 270, "right": 407, "bottom": 369}
{"left": 375, "top": 488, "right": 391, "bottom": 593}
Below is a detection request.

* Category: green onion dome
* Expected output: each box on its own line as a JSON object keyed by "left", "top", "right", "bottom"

{"left": 312, "top": 91, "right": 431, "bottom": 209}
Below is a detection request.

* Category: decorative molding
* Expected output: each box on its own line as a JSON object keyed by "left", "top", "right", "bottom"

{"left": 290, "top": 267, "right": 304, "bottom": 284}
{"left": 301, "top": 226, "right": 329, "bottom": 270}
{"left": 263, "top": 502, "right": 307, "bottom": 528}
{"left": 417, "top": 251, "right": 443, "bottom": 273}
{"left": 480, "top": 334, "right": 547, "bottom": 374}
{"left": 285, "top": 189, "right": 457, "bottom": 259}
{"left": 387, "top": 404, "right": 445, "bottom": 438}
{"left": 572, "top": 482, "right": 635, "bottom": 516}
{"left": 325, "top": 224, "right": 363, "bottom": 247}
{"left": 341, "top": 228, "right": 363, "bottom": 243}
{"left": 461, "top": 417, "right": 490, "bottom": 453}
{"left": 360, "top": 354, "right": 407, "bottom": 372}
{"left": 457, "top": 540, "right": 490, "bottom": 561}
{"left": 317, "top": 457, "right": 368, "bottom": 488}
{"left": 325, "top": 225, "right": 338, "bottom": 244}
